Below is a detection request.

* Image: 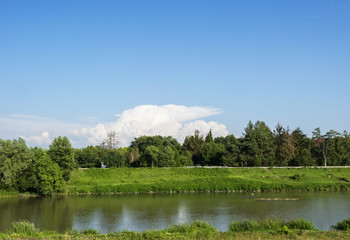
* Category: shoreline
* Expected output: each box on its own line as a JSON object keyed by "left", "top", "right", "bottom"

{"left": 2, "top": 167, "right": 350, "bottom": 197}
{"left": 1, "top": 219, "right": 350, "bottom": 239}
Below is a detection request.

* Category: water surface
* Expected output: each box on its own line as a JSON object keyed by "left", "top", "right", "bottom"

{"left": 1, "top": 192, "right": 349, "bottom": 233}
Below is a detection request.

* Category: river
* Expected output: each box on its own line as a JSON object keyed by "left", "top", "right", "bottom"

{"left": 0, "top": 192, "right": 349, "bottom": 233}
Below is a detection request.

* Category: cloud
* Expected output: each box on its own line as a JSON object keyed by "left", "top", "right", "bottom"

{"left": 1, "top": 105, "right": 229, "bottom": 147}
{"left": 0, "top": 114, "right": 87, "bottom": 146}
{"left": 76, "top": 104, "right": 229, "bottom": 147}
{"left": 21, "top": 131, "right": 51, "bottom": 145}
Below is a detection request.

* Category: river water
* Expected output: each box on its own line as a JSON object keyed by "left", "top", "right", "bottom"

{"left": 1, "top": 192, "right": 349, "bottom": 233}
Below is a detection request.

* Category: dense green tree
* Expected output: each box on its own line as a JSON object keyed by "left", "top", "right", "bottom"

{"left": 131, "top": 136, "right": 182, "bottom": 167}
{"left": 0, "top": 138, "right": 33, "bottom": 189}
{"left": 183, "top": 130, "right": 205, "bottom": 165}
{"left": 75, "top": 146, "right": 101, "bottom": 168}
{"left": 158, "top": 146, "right": 176, "bottom": 167}
{"left": 290, "top": 128, "right": 314, "bottom": 166}
{"left": 177, "top": 150, "right": 193, "bottom": 166}
{"left": 240, "top": 121, "right": 275, "bottom": 166}
{"left": 27, "top": 148, "right": 65, "bottom": 196}
{"left": 311, "top": 128, "right": 341, "bottom": 167}
{"left": 201, "top": 142, "right": 226, "bottom": 166}
{"left": 131, "top": 135, "right": 181, "bottom": 153}
{"left": 339, "top": 131, "right": 350, "bottom": 165}
{"left": 139, "top": 145, "right": 160, "bottom": 167}
{"left": 48, "top": 136, "right": 76, "bottom": 181}
{"left": 273, "top": 124, "right": 295, "bottom": 166}
{"left": 101, "top": 150, "right": 126, "bottom": 168}
{"left": 205, "top": 130, "right": 214, "bottom": 143}
{"left": 215, "top": 135, "right": 239, "bottom": 166}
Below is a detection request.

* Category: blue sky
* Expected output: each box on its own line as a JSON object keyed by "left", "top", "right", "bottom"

{"left": 1, "top": 0, "right": 349, "bottom": 147}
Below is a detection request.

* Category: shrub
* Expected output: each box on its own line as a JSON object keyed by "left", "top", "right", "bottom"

{"left": 166, "top": 220, "right": 217, "bottom": 237}
{"left": 229, "top": 218, "right": 316, "bottom": 232}
{"left": 332, "top": 218, "right": 350, "bottom": 230}
{"left": 8, "top": 220, "right": 40, "bottom": 237}
{"left": 80, "top": 228, "right": 100, "bottom": 235}
{"left": 286, "top": 218, "right": 316, "bottom": 230}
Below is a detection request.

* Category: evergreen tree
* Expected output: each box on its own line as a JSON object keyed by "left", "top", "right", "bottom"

{"left": 183, "top": 130, "right": 205, "bottom": 165}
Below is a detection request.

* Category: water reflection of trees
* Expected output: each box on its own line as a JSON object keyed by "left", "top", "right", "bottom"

{"left": 0, "top": 197, "right": 73, "bottom": 232}
{"left": 1, "top": 192, "right": 350, "bottom": 232}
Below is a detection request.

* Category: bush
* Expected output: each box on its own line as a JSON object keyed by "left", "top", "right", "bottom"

{"left": 286, "top": 218, "right": 316, "bottom": 230}
{"left": 166, "top": 220, "right": 217, "bottom": 237}
{"left": 80, "top": 228, "right": 100, "bottom": 235}
{"left": 332, "top": 218, "right": 350, "bottom": 230}
{"left": 8, "top": 220, "right": 40, "bottom": 237}
{"left": 229, "top": 218, "right": 316, "bottom": 232}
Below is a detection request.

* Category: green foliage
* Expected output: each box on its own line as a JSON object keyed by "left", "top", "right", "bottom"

{"left": 8, "top": 220, "right": 40, "bottom": 237}
{"left": 202, "top": 142, "right": 226, "bottom": 166}
{"left": 48, "top": 136, "right": 76, "bottom": 181}
{"left": 286, "top": 218, "right": 316, "bottom": 230}
{"left": 332, "top": 218, "right": 350, "bottom": 230}
{"left": 0, "top": 138, "right": 33, "bottom": 189}
{"left": 215, "top": 135, "right": 240, "bottom": 166}
{"left": 132, "top": 136, "right": 184, "bottom": 167}
{"left": 290, "top": 174, "right": 305, "bottom": 180}
{"left": 166, "top": 220, "right": 217, "bottom": 238}
{"left": 229, "top": 218, "right": 315, "bottom": 232}
{"left": 183, "top": 130, "right": 205, "bottom": 165}
{"left": 28, "top": 148, "right": 65, "bottom": 196}
{"left": 4, "top": 218, "right": 350, "bottom": 239}
{"left": 79, "top": 228, "right": 101, "bottom": 235}
{"left": 273, "top": 124, "right": 295, "bottom": 166}
{"left": 75, "top": 146, "right": 100, "bottom": 168}
{"left": 102, "top": 150, "right": 126, "bottom": 168}
{"left": 240, "top": 121, "right": 275, "bottom": 167}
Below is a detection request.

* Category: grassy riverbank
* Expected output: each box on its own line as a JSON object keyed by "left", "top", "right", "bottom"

{"left": 67, "top": 167, "right": 350, "bottom": 194}
{"left": 0, "top": 190, "right": 19, "bottom": 198}
{"left": 1, "top": 219, "right": 349, "bottom": 239}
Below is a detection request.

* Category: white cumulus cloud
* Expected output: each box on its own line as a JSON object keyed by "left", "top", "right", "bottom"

{"left": 76, "top": 104, "right": 229, "bottom": 147}
{"left": 21, "top": 131, "right": 51, "bottom": 145}
{"left": 1, "top": 105, "right": 229, "bottom": 147}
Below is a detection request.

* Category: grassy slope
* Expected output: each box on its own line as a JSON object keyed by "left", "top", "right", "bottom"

{"left": 67, "top": 167, "right": 350, "bottom": 194}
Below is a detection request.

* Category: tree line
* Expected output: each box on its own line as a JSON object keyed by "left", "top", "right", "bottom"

{"left": 1, "top": 120, "right": 350, "bottom": 196}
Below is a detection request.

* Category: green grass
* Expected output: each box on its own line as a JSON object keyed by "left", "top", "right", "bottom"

{"left": 7, "top": 220, "right": 40, "bottom": 237}
{"left": 228, "top": 218, "right": 316, "bottom": 232}
{"left": 1, "top": 218, "right": 350, "bottom": 239}
{"left": 0, "top": 190, "right": 19, "bottom": 198}
{"left": 67, "top": 167, "right": 350, "bottom": 194}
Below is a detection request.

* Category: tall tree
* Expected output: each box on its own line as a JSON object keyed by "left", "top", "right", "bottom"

{"left": 0, "top": 138, "right": 33, "bottom": 189}
{"left": 205, "top": 130, "right": 214, "bottom": 143}
{"left": 290, "top": 128, "right": 313, "bottom": 166}
{"left": 27, "top": 148, "right": 65, "bottom": 196}
{"left": 182, "top": 130, "right": 205, "bottom": 165}
{"left": 48, "top": 136, "right": 76, "bottom": 181}
{"left": 215, "top": 135, "right": 239, "bottom": 166}
{"left": 273, "top": 124, "right": 295, "bottom": 166}
{"left": 240, "top": 121, "right": 275, "bottom": 166}
{"left": 311, "top": 128, "right": 340, "bottom": 167}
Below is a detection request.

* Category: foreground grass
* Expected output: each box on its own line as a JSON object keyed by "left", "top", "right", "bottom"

{"left": 67, "top": 167, "right": 350, "bottom": 194}
{"left": 1, "top": 219, "right": 350, "bottom": 239}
